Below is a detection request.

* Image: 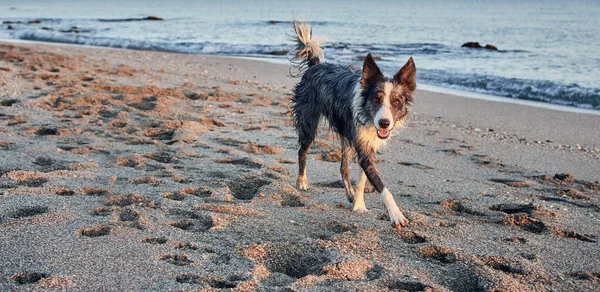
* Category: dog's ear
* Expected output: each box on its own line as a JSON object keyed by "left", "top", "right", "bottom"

{"left": 394, "top": 57, "right": 416, "bottom": 93}
{"left": 361, "top": 53, "right": 384, "bottom": 86}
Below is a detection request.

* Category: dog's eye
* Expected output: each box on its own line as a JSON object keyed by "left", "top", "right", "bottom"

{"left": 392, "top": 99, "right": 403, "bottom": 108}
{"left": 373, "top": 97, "right": 381, "bottom": 105}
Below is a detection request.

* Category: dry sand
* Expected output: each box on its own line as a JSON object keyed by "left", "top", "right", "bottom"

{"left": 0, "top": 41, "right": 599, "bottom": 291}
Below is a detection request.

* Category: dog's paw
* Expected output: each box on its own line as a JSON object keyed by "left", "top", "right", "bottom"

{"left": 390, "top": 209, "right": 409, "bottom": 229}
{"left": 353, "top": 205, "right": 368, "bottom": 213}
{"left": 296, "top": 175, "right": 309, "bottom": 191}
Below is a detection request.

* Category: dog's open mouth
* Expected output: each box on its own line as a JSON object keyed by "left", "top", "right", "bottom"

{"left": 377, "top": 128, "right": 390, "bottom": 139}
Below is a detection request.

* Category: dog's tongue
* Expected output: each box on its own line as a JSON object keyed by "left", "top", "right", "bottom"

{"left": 377, "top": 128, "right": 389, "bottom": 138}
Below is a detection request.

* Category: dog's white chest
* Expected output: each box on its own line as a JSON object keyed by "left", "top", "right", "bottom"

{"left": 357, "top": 126, "right": 387, "bottom": 151}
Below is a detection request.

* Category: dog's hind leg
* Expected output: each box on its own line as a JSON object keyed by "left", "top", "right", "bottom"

{"left": 340, "top": 138, "right": 355, "bottom": 203}
{"left": 353, "top": 170, "right": 368, "bottom": 213}
{"left": 295, "top": 112, "right": 320, "bottom": 190}
{"left": 355, "top": 148, "right": 408, "bottom": 228}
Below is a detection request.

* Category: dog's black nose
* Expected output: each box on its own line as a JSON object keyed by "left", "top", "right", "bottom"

{"left": 378, "top": 119, "right": 391, "bottom": 129}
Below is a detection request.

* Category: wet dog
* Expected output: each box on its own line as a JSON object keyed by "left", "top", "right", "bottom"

{"left": 289, "top": 21, "right": 416, "bottom": 228}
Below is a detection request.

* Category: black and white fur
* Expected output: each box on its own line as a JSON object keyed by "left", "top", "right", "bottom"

{"left": 290, "top": 21, "right": 416, "bottom": 228}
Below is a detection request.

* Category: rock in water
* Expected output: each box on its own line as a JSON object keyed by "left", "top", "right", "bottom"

{"left": 485, "top": 44, "right": 498, "bottom": 50}
{"left": 461, "top": 42, "right": 482, "bottom": 48}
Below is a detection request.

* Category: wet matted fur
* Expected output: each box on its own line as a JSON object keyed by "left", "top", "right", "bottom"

{"left": 289, "top": 20, "right": 416, "bottom": 228}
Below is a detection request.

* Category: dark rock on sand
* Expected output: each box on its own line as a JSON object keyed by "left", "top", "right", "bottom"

{"left": 28, "top": 20, "right": 41, "bottom": 24}
{"left": 145, "top": 16, "right": 163, "bottom": 21}
{"left": 7, "top": 25, "right": 13, "bottom": 30}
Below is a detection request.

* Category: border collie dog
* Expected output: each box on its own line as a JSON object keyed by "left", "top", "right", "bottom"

{"left": 289, "top": 21, "right": 416, "bottom": 228}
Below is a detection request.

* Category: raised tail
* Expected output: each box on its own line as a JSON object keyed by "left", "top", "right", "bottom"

{"left": 289, "top": 20, "right": 327, "bottom": 76}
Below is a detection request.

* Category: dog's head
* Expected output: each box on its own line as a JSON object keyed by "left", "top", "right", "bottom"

{"left": 356, "top": 53, "right": 416, "bottom": 139}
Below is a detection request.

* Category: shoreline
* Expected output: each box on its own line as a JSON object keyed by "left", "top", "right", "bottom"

{"left": 2, "top": 37, "right": 599, "bottom": 116}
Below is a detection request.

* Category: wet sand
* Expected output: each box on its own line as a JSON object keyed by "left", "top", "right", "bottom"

{"left": 0, "top": 41, "right": 599, "bottom": 291}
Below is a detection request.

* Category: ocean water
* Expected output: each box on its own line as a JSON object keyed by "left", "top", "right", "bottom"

{"left": 1, "top": 0, "right": 599, "bottom": 110}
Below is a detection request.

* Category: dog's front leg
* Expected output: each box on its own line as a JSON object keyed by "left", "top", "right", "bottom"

{"left": 353, "top": 170, "right": 368, "bottom": 213}
{"left": 340, "top": 138, "right": 355, "bottom": 203}
{"left": 356, "top": 150, "right": 408, "bottom": 228}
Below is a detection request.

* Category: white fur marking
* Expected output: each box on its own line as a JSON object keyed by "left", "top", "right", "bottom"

{"left": 374, "top": 82, "right": 394, "bottom": 129}
{"left": 380, "top": 187, "right": 408, "bottom": 227}
{"left": 357, "top": 126, "right": 386, "bottom": 150}
{"left": 293, "top": 21, "right": 328, "bottom": 63}
{"left": 382, "top": 82, "right": 393, "bottom": 101}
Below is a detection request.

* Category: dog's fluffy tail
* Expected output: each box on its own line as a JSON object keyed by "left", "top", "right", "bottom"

{"left": 289, "top": 20, "right": 327, "bottom": 76}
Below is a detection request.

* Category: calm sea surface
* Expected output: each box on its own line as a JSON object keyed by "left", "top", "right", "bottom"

{"left": 1, "top": 0, "right": 599, "bottom": 109}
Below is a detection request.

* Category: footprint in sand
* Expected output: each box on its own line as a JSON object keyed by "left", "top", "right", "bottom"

{"left": 167, "top": 208, "right": 215, "bottom": 232}
{"left": 10, "top": 272, "right": 49, "bottom": 285}
{"left": 142, "top": 236, "right": 168, "bottom": 244}
{"left": 159, "top": 253, "right": 192, "bottom": 266}
{"left": 227, "top": 176, "right": 271, "bottom": 201}
{"left": 10, "top": 205, "right": 48, "bottom": 219}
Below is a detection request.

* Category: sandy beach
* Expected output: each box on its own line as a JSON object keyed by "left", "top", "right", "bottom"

{"left": 0, "top": 41, "right": 599, "bottom": 291}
